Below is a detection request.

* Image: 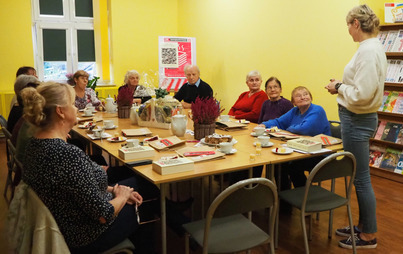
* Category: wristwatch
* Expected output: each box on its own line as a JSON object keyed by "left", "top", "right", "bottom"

{"left": 335, "top": 82, "right": 342, "bottom": 91}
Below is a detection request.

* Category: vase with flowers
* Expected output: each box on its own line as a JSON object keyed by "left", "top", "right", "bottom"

{"left": 116, "top": 85, "right": 134, "bottom": 118}
{"left": 191, "top": 97, "right": 224, "bottom": 140}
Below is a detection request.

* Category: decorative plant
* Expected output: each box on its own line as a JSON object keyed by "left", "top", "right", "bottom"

{"left": 155, "top": 88, "right": 169, "bottom": 99}
{"left": 66, "top": 73, "right": 74, "bottom": 86}
{"left": 116, "top": 85, "right": 134, "bottom": 107}
{"left": 87, "top": 76, "right": 100, "bottom": 90}
{"left": 191, "top": 97, "right": 224, "bottom": 124}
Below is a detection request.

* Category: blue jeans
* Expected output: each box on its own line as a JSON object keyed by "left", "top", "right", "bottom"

{"left": 339, "top": 105, "right": 377, "bottom": 234}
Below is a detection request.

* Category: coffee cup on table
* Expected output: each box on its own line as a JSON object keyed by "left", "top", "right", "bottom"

{"left": 258, "top": 136, "right": 270, "bottom": 146}
{"left": 218, "top": 142, "right": 233, "bottom": 154}
{"left": 220, "top": 115, "right": 230, "bottom": 122}
{"left": 84, "top": 108, "right": 92, "bottom": 116}
{"left": 86, "top": 106, "right": 96, "bottom": 113}
{"left": 126, "top": 139, "right": 140, "bottom": 148}
{"left": 253, "top": 126, "right": 265, "bottom": 136}
{"left": 104, "top": 120, "right": 114, "bottom": 129}
{"left": 92, "top": 128, "right": 103, "bottom": 138}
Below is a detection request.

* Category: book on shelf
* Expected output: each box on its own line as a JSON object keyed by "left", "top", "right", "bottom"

{"left": 384, "top": 30, "right": 399, "bottom": 52}
{"left": 381, "top": 122, "right": 393, "bottom": 141}
{"left": 384, "top": 122, "right": 402, "bottom": 142}
{"left": 395, "top": 128, "right": 403, "bottom": 145}
{"left": 392, "top": 92, "right": 403, "bottom": 114}
{"left": 395, "top": 61, "right": 403, "bottom": 83}
{"left": 378, "top": 30, "right": 388, "bottom": 47}
{"left": 394, "top": 154, "right": 403, "bottom": 174}
{"left": 383, "top": 91, "right": 399, "bottom": 112}
{"left": 378, "top": 91, "right": 390, "bottom": 111}
{"left": 152, "top": 156, "right": 194, "bottom": 175}
{"left": 379, "top": 147, "right": 401, "bottom": 171}
{"left": 369, "top": 144, "right": 386, "bottom": 167}
{"left": 391, "top": 30, "right": 403, "bottom": 52}
{"left": 391, "top": 60, "right": 402, "bottom": 83}
{"left": 374, "top": 120, "right": 387, "bottom": 140}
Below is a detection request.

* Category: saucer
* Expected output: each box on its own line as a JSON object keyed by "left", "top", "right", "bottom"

{"left": 254, "top": 142, "right": 274, "bottom": 148}
{"left": 104, "top": 125, "right": 118, "bottom": 130}
{"left": 217, "top": 148, "right": 237, "bottom": 155}
{"left": 82, "top": 114, "right": 94, "bottom": 117}
{"left": 271, "top": 147, "right": 293, "bottom": 155}
{"left": 200, "top": 138, "right": 238, "bottom": 146}
{"left": 107, "top": 137, "right": 127, "bottom": 142}
{"left": 87, "top": 133, "right": 112, "bottom": 140}
{"left": 250, "top": 132, "right": 267, "bottom": 137}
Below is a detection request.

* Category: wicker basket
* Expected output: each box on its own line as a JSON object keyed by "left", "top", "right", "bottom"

{"left": 193, "top": 123, "right": 216, "bottom": 140}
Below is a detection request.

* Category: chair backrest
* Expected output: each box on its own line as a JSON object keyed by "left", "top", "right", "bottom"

{"left": 203, "top": 178, "right": 278, "bottom": 249}
{"left": 303, "top": 152, "right": 356, "bottom": 206}
{"left": 329, "top": 120, "right": 341, "bottom": 139}
{"left": 0, "top": 114, "right": 7, "bottom": 129}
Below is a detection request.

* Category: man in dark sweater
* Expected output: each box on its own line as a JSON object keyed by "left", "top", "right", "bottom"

{"left": 174, "top": 65, "right": 213, "bottom": 109}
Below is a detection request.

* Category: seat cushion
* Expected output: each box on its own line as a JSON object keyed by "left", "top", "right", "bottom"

{"left": 183, "top": 214, "right": 269, "bottom": 253}
{"left": 279, "top": 186, "right": 348, "bottom": 212}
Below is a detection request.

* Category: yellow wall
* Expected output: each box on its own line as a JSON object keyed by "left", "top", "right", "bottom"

{"left": 0, "top": 0, "right": 391, "bottom": 121}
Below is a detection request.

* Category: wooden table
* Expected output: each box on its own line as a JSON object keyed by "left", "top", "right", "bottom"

{"left": 72, "top": 112, "right": 343, "bottom": 254}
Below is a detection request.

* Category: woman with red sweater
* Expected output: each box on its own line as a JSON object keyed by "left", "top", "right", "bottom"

{"left": 228, "top": 70, "right": 268, "bottom": 123}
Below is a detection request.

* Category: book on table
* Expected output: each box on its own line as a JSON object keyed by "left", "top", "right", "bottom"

{"left": 118, "top": 145, "right": 155, "bottom": 160}
{"left": 122, "top": 128, "right": 152, "bottom": 137}
{"left": 287, "top": 138, "right": 322, "bottom": 152}
{"left": 152, "top": 157, "right": 194, "bottom": 175}
{"left": 268, "top": 130, "right": 300, "bottom": 140}
{"left": 148, "top": 136, "right": 186, "bottom": 151}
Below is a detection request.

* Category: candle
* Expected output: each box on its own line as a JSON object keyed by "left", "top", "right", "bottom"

{"left": 250, "top": 153, "right": 256, "bottom": 161}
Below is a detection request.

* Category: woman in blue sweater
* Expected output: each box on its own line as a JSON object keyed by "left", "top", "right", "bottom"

{"left": 260, "top": 86, "right": 331, "bottom": 188}
{"left": 261, "top": 86, "right": 331, "bottom": 136}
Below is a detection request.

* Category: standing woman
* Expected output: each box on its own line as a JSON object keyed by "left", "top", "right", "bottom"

{"left": 73, "top": 70, "right": 102, "bottom": 110}
{"left": 228, "top": 70, "right": 268, "bottom": 123}
{"left": 258, "top": 76, "right": 293, "bottom": 123}
{"left": 326, "top": 4, "right": 386, "bottom": 249}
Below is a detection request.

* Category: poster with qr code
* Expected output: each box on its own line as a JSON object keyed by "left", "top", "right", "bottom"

{"left": 158, "top": 36, "right": 196, "bottom": 91}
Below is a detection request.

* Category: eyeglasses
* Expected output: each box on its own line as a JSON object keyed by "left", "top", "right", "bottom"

{"left": 267, "top": 86, "right": 280, "bottom": 90}
{"left": 135, "top": 203, "right": 140, "bottom": 224}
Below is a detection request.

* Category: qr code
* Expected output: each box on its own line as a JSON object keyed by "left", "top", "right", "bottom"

{"left": 161, "top": 48, "right": 178, "bottom": 65}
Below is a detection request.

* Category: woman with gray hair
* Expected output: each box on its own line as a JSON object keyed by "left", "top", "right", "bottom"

{"left": 7, "top": 74, "right": 40, "bottom": 133}
{"left": 325, "top": 4, "right": 385, "bottom": 249}
{"left": 228, "top": 70, "right": 268, "bottom": 123}
{"left": 118, "top": 70, "right": 151, "bottom": 105}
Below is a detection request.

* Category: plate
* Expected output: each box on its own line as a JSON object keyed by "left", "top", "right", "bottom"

{"left": 87, "top": 133, "right": 112, "bottom": 140}
{"left": 107, "top": 137, "right": 127, "bottom": 143}
{"left": 235, "top": 119, "right": 250, "bottom": 124}
{"left": 82, "top": 114, "right": 94, "bottom": 117}
{"left": 254, "top": 142, "right": 274, "bottom": 148}
{"left": 78, "top": 125, "right": 91, "bottom": 129}
{"left": 104, "top": 125, "right": 118, "bottom": 130}
{"left": 200, "top": 138, "right": 238, "bottom": 146}
{"left": 250, "top": 132, "right": 267, "bottom": 137}
{"left": 271, "top": 147, "right": 293, "bottom": 155}
{"left": 217, "top": 148, "right": 237, "bottom": 154}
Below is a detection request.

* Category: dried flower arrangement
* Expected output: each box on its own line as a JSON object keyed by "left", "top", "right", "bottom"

{"left": 191, "top": 97, "right": 224, "bottom": 124}
{"left": 116, "top": 85, "right": 134, "bottom": 106}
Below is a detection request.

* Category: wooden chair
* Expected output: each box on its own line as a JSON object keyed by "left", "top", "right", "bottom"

{"left": 4, "top": 139, "right": 17, "bottom": 205}
{"left": 183, "top": 178, "right": 278, "bottom": 254}
{"left": 279, "top": 152, "right": 357, "bottom": 254}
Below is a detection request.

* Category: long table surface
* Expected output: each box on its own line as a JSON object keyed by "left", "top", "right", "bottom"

{"left": 72, "top": 111, "right": 343, "bottom": 185}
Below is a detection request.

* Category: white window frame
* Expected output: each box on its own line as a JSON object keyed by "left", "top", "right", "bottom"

{"left": 31, "top": 0, "right": 95, "bottom": 81}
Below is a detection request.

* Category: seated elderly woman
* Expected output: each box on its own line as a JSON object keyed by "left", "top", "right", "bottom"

{"left": 258, "top": 77, "right": 293, "bottom": 123}
{"left": 260, "top": 86, "right": 331, "bottom": 188}
{"left": 7, "top": 74, "right": 40, "bottom": 133}
{"left": 118, "top": 70, "right": 151, "bottom": 105}
{"left": 20, "top": 82, "right": 148, "bottom": 253}
{"left": 228, "top": 70, "right": 268, "bottom": 123}
{"left": 72, "top": 70, "right": 102, "bottom": 110}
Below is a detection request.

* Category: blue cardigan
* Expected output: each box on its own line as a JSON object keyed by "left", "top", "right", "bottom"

{"left": 262, "top": 103, "right": 331, "bottom": 136}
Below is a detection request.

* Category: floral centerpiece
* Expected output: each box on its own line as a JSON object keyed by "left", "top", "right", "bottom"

{"left": 191, "top": 97, "right": 224, "bottom": 139}
{"left": 116, "top": 85, "right": 134, "bottom": 118}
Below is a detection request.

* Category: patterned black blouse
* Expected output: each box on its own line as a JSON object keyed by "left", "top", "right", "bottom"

{"left": 23, "top": 138, "right": 115, "bottom": 248}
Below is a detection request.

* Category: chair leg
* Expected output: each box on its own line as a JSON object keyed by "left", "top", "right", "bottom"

{"left": 185, "top": 233, "right": 190, "bottom": 254}
{"left": 301, "top": 211, "right": 310, "bottom": 254}
{"left": 347, "top": 204, "right": 357, "bottom": 254}
{"left": 308, "top": 214, "right": 312, "bottom": 241}
{"left": 328, "top": 209, "right": 334, "bottom": 239}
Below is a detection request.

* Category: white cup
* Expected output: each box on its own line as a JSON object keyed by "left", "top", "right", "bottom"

{"left": 86, "top": 106, "right": 96, "bottom": 113}
{"left": 220, "top": 115, "right": 230, "bottom": 122}
{"left": 218, "top": 142, "right": 233, "bottom": 153}
{"left": 254, "top": 126, "right": 265, "bottom": 136}
{"left": 258, "top": 136, "right": 270, "bottom": 146}
{"left": 92, "top": 128, "right": 103, "bottom": 138}
{"left": 84, "top": 108, "right": 93, "bottom": 116}
{"left": 104, "top": 120, "right": 114, "bottom": 129}
{"left": 126, "top": 139, "right": 140, "bottom": 148}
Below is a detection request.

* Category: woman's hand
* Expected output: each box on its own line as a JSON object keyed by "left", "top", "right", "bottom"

{"left": 325, "top": 79, "right": 341, "bottom": 95}
{"left": 127, "top": 191, "right": 143, "bottom": 206}
{"left": 112, "top": 184, "right": 133, "bottom": 201}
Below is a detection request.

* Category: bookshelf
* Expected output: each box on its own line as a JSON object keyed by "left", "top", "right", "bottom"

{"left": 371, "top": 24, "right": 403, "bottom": 183}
